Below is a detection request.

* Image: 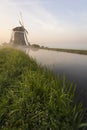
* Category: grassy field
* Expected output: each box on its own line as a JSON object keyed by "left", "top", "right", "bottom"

{"left": 0, "top": 48, "right": 87, "bottom": 130}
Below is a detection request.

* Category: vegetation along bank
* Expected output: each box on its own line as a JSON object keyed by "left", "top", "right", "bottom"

{"left": 0, "top": 48, "right": 87, "bottom": 130}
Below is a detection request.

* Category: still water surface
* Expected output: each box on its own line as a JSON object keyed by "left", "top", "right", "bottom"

{"left": 22, "top": 47, "right": 87, "bottom": 107}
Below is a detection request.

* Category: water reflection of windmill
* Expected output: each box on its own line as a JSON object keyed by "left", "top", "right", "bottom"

{"left": 10, "top": 14, "right": 30, "bottom": 46}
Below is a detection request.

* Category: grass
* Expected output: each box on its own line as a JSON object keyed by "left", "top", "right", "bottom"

{"left": 0, "top": 47, "right": 87, "bottom": 130}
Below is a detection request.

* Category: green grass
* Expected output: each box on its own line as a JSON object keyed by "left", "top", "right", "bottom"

{"left": 0, "top": 48, "right": 87, "bottom": 130}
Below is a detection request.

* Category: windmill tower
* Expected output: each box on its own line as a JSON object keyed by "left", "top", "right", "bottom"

{"left": 10, "top": 14, "right": 30, "bottom": 46}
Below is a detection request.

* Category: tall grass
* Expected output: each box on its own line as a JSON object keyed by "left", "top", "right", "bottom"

{"left": 0, "top": 48, "right": 87, "bottom": 130}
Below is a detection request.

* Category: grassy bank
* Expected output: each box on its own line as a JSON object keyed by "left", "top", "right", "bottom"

{"left": 40, "top": 47, "right": 87, "bottom": 55}
{"left": 0, "top": 48, "right": 87, "bottom": 130}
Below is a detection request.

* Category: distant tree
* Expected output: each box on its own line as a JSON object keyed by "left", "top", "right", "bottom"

{"left": 41, "top": 46, "right": 44, "bottom": 48}
{"left": 31, "top": 44, "right": 40, "bottom": 48}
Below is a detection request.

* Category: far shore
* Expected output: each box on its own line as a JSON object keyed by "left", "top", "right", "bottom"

{"left": 40, "top": 47, "right": 87, "bottom": 55}
{"left": 1, "top": 43, "right": 87, "bottom": 55}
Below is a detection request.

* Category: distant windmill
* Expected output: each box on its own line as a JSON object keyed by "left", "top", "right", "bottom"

{"left": 10, "top": 13, "right": 30, "bottom": 46}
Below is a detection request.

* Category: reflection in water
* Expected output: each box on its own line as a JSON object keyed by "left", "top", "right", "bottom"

{"left": 26, "top": 48, "right": 87, "bottom": 107}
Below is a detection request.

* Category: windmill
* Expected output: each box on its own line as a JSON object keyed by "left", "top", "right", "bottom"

{"left": 10, "top": 13, "right": 30, "bottom": 46}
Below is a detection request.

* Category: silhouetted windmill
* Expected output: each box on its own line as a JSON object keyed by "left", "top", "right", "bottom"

{"left": 10, "top": 13, "right": 30, "bottom": 46}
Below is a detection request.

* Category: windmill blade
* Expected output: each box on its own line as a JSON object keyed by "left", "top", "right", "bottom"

{"left": 25, "top": 28, "right": 28, "bottom": 34}
{"left": 19, "top": 12, "right": 24, "bottom": 27}
{"left": 19, "top": 20, "right": 24, "bottom": 27}
{"left": 19, "top": 12, "right": 28, "bottom": 33}
{"left": 24, "top": 32, "right": 29, "bottom": 46}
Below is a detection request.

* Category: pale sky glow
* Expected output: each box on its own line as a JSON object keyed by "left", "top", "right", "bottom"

{"left": 0, "top": 0, "right": 87, "bottom": 49}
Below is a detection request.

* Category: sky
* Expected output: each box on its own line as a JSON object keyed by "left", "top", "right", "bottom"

{"left": 0, "top": 0, "right": 87, "bottom": 49}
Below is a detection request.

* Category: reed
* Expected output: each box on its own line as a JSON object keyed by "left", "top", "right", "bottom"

{"left": 0, "top": 48, "right": 87, "bottom": 130}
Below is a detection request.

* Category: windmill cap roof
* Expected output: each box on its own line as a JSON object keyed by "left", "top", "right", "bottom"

{"left": 13, "top": 26, "right": 25, "bottom": 31}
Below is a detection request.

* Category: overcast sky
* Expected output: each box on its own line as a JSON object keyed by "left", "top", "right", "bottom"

{"left": 0, "top": 0, "right": 87, "bottom": 49}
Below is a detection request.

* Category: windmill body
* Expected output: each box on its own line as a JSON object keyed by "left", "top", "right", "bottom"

{"left": 10, "top": 15, "right": 30, "bottom": 46}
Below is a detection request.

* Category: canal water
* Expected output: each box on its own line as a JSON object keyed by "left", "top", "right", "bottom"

{"left": 20, "top": 46, "right": 87, "bottom": 107}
